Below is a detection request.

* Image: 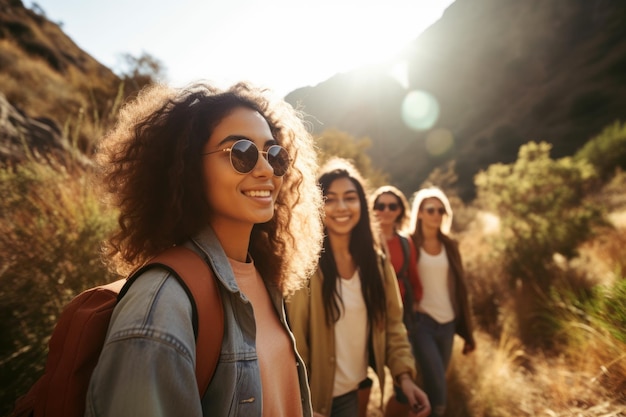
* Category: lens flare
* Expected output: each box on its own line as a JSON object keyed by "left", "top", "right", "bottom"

{"left": 425, "top": 128, "right": 454, "bottom": 156}
{"left": 401, "top": 90, "right": 439, "bottom": 131}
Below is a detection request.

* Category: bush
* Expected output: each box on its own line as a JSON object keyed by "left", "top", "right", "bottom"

{"left": 575, "top": 121, "right": 626, "bottom": 182}
{"left": 0, "top": 159, "right": 117, "bottom": 415}
{"left": 476, "top": 141, "right": 605, "bottom": 285}
{"left": 474, "top": 141, "right": 607, "bottom": 346}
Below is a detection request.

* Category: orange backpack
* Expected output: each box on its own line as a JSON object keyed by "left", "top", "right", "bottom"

{"left": 11, "top": 246, "right": 224, "bottom": 417}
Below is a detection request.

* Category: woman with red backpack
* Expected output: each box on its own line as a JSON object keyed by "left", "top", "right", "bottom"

{"left": 371, "top": 185, "right": 423, "bottom": 417}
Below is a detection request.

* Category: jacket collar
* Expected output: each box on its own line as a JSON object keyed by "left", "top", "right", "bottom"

{"left": 189, "top": 225, "right": 241, "bottom": 294}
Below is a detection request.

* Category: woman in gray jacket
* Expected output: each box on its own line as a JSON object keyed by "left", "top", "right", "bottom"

{"left": 86, "top": 81, "right": 323, "bottom": 417}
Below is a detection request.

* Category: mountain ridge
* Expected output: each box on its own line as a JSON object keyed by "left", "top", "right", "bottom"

{"left": 286, "top": 0, "right": 626, "bottom": 199}
{"left": 1, "top": 0, "right": 625, "bottom": 200}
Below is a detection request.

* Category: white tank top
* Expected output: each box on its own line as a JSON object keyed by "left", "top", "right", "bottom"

{"left": 418, "top": 246, "right": 455, "bottom": 323}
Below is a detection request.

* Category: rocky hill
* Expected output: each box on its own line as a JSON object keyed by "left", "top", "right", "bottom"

{"left": 0, "top": 0, "right": 123, "bottom": 163}
{"left": 1, "top": 0, "right": 625, "bottom": 199}
{"left": 286, "top": 0, "right": 626, "bottom": 199}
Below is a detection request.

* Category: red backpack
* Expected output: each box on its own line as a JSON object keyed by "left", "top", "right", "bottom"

{"left": 11, "top": 246, "right": 224, "bottom": 417}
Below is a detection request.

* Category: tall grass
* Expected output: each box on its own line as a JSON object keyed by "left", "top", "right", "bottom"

{"left": 444, "top": 217, "right": 626, "bottom": 416}
{"left": 0, "top": 155, "right": 117, "bottom": 416}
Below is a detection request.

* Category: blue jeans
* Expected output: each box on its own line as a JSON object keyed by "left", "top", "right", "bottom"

{"left": 410, "top": 312, "right": 455, "bottom": 417}
{"left": 331, "top": 389, "right": 358, "bottom": 417}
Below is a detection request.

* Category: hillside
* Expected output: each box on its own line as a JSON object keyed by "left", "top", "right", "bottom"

{"left": 1, "top": 0, "right": 626, "bottom": 199}
{"left": 286, "top": 0, "right": 626, "bottom": 199}
{"left": 0, "top": 0, "right": 122, "bottom": 162}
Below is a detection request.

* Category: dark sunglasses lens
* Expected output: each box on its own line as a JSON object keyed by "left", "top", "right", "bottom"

{"left": 374, "top": 203, "right": 399, "bottom": 211}
{"left": 426, "top": 207, "right": 446, "bottom": 215}
{"left": 267, "top": 145, "right": 290, "bottom": 176}
{"left": 230, "top": 141, "right": 258, "bottom": 173}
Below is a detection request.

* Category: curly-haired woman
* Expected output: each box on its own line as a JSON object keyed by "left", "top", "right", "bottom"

{"left": 85, "top": 81, "right": 324, "bottom": 417}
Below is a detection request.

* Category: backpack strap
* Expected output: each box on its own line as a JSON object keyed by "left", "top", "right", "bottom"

{"left": 397, "top": 234, "right": 413, "bottom": 311}
{"left": 397, "top": 233, "right": 410, "bottom": 282}
{"left": 121, "top": 246, "right": 224, "bottom": 396}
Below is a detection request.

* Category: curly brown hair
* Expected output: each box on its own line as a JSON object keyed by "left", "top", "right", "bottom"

{"left": 97, "top": 81, "right": 323, "bottom": 295}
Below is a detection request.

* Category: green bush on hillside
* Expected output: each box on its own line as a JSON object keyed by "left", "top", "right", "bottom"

{"left": 476, "top": 141, "right": 605, "bottom": 286}
{"left": 474, "top": 141, "right": 607, "bottom": 347}
{"left": 575, "top": 120, "right": 626, "bottom": 182}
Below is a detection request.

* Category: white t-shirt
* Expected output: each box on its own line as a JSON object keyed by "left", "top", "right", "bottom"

{"left": 332, "top": 269, "right": 368, "bottom": 397}
{"left": 418, "top": 246, "right": 455, "bottom": 324}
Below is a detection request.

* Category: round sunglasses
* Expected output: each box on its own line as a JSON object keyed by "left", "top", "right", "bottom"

{"left": 373, "top": 202, "right": 400, "bottom": 211}
{"left": 423, "top": 206, "right": 446, "bottom": 216}
{"left": 203, "top": 139, "right": 290, "bottom": 177}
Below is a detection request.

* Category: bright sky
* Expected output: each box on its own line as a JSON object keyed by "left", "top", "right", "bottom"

{"left": 26, "top": 0, "right": 455, "bottom": 97}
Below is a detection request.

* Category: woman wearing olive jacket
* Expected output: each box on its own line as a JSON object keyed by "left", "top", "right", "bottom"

{"left": 287, "top": 159, "right": 430, "bottom": 417}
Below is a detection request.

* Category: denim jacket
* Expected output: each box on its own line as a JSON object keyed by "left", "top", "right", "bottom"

{"left": 85, "top": 226, "right": 313, "bottom": 417}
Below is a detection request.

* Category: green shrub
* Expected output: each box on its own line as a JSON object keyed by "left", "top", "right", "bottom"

{"left": 575, "top": 121, "right": 626, "bottom": 182}
{"left": 476, "top": 141, "right": 605, "bottom": 285}
{"left": 475, "top": 141, "right": 607, "bottom": 347}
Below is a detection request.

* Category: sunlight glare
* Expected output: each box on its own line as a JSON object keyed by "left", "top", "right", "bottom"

{"left": 28, "top": 0, "right": 456, "bottom": 96}
{"left": 425, "top": 128, "right": 454, "bottom": 156}
{"left": 401, "top": 90, "right": 440, "bottom": 131}
{"left": 390, "top": 61, "right": 409, "bottom": 89}
{"left": 161, "top": 0, "right": 455, "bottom": 95}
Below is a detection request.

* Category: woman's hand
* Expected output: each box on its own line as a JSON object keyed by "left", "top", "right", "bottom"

{"left": 399, "top": 374, "right": 431, "bottom": 416}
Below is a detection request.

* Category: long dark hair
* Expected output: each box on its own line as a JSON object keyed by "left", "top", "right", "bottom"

{"left": 317, "top": 158, "right": 386, "bottom": 328}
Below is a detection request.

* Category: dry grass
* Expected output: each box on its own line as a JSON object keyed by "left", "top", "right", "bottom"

{"left": 0, "top": 157, "right": 118, "bottom": 415}
{"left": 363, "top": 331, "right": 626, "bottom": 417}
{"left": 0, "top": 5, "right": 126, "bottom": 156}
